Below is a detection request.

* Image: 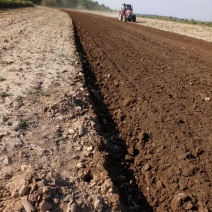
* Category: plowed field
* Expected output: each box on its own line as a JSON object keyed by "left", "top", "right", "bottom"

{"left": 63, "top": 10, "right": 212, "bottom": 211}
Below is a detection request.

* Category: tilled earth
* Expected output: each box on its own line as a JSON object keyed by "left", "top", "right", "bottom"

{"left": 0, "top": 7, "right": 211, "bottom": 212}
{"left": 63, "top": 10, "right": 212, "bottom": 212}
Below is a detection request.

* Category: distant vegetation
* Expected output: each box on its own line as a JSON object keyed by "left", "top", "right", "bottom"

{"left": 138, "top": 14, "right": 212, "bottom": 27}
{"left": 0, "top": 0, "right": 33, "bottom": 8}
{"left": 0, "top": 0, "right": 112, "bottom": 11}
{"left": 41, "top": 0, "right": 112, "bottom": 11}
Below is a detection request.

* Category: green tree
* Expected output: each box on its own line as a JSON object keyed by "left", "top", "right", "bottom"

{"left": 79, "top": 0, "right": 88, "bottom": 8}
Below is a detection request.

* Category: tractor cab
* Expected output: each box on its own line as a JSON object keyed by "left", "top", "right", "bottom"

{"left": 119, "top": 3, "right": 136, "bottom": 22}
{"left": 122, "top": 4, "right": 132, "bottom": 11}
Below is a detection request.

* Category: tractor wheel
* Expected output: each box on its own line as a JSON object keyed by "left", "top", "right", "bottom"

{"left": 132, "top": 15, "right": 136, "bottom": 22}
{"left": 119, "top": 14, "right": 122, "bottom": 21}
{"left": 122, "top": 15, "right": 126, "bottom": 22}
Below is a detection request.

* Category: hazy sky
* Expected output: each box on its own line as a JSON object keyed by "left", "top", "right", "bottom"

{"left": 97, "top": 0, "right": 212, "bottom": 21}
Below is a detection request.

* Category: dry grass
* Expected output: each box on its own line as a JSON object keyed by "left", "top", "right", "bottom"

{"left": 138, "top": 15, "right": 212, "bottom": 27}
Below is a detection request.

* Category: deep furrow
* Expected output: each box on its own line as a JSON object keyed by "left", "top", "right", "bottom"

{"left": 64, "top": 9, "right": 212, "bottom": 212}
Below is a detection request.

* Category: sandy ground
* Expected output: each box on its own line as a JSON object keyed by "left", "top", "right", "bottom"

{"left": 136, "top": 17, "right": 212, "bottom": 43}
{"left": 0, "top": 7, "right": 75, "bottom": 115}
{"left": 0, "top": 7, "right": 120, "bottom": 212}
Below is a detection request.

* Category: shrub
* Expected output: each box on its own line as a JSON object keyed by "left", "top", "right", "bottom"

{"left": 14, "top": 120, "right": 28, "bottom": 130}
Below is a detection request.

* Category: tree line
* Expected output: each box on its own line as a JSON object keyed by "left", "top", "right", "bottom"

{"left": 31, "top": 0, "right": 112, "bottom": 11}
{"left": 0, "top": 0, "right": 112, "bottom": 11}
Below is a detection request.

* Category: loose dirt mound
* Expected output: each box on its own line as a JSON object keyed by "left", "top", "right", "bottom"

{"left": 64, "top": 10, "right": 212, "bottom": 211}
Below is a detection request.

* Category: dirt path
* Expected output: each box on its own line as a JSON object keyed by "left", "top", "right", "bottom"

{"left": 64, "top": 10, "right": 212, "bottom": 212}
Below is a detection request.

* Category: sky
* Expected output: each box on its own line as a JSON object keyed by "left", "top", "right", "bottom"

{"left": 97, "top": 0, "right": 212, "bottom": 22}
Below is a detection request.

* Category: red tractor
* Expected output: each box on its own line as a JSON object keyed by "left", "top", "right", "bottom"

{"left": 119, "top": 3, "right": 136, "bottom": 22}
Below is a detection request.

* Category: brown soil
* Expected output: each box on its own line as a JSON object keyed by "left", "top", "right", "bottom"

{"left": 0, "top": 6, "right": 211, "bottom": 212}
{"left": 63, "top": 10, "right": 212, "bottom": 212}
{"left": 76, "top": 10, "right": 212, "bottom": 43}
